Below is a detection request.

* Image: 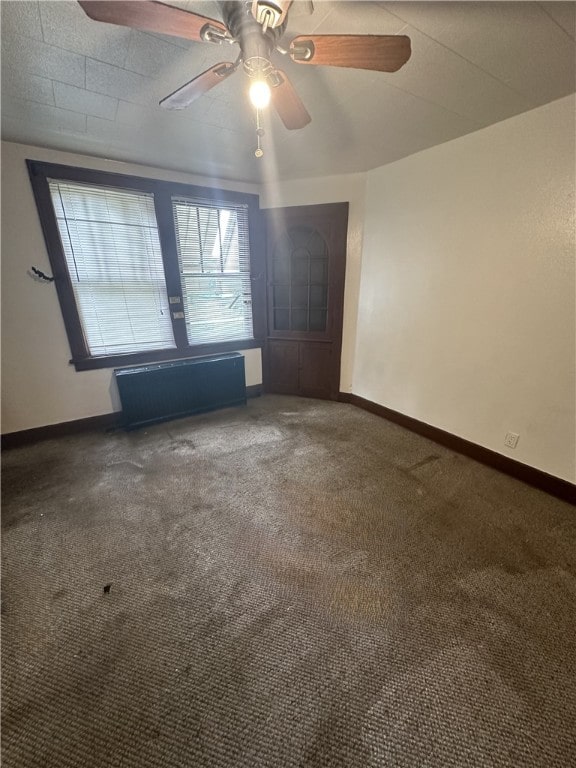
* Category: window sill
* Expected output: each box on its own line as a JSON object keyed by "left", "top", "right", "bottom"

{"left": 70, "top": 339, "right": 263, "bottom": 371}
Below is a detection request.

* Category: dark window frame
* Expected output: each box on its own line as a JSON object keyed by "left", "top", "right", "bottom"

{"left": 27, "top": 160, "right": 266, "bottom": 371}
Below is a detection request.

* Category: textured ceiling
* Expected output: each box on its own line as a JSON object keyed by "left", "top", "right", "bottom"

{"left": 1, "top": 1, "right": 575, "bottom": 182}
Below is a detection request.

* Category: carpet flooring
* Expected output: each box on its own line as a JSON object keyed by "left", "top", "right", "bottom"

{"left": 2, "top": 394, "right": 575, "bottom": 767}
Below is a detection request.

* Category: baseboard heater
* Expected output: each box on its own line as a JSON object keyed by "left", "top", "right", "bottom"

{"left": 114, "top": 352, "right": 247, "bottom": 430}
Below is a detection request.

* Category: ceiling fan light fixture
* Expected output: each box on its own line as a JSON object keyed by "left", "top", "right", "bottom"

{"left": 249, "top": 79, "right": 271, "bottom": 109}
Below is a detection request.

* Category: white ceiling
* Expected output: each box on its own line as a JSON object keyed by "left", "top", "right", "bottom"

{"left": 1, "top": 1, "right": 575, "bottom": 182}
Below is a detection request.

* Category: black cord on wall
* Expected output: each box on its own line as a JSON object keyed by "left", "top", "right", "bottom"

{"left": 29, "top": 266, "right": 55, "bottom": 283}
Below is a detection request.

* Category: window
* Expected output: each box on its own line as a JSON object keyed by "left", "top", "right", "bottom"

{"left": 172, "top": 198, "right": 253, "bottom": 345}
{"left": 271, "top": 224, "right": 329, "bottom": 333}
{"left": 49, "top": 181, "right": 175, "bottom": 356}
{"left": 28, "top": 162, "right": 263, "bottom": 370}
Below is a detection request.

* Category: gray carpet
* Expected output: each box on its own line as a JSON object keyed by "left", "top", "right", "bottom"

{"left": 2, "top": 394, "right": 575, "bottom": 767}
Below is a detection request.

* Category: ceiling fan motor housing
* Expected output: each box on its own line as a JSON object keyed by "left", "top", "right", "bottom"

{"left": 221, "top": 1, "right": 286, "bottom": 77}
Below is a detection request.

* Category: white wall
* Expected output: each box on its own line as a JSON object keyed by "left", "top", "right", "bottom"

{"left": 355, "top": 95, "right": 576, "bottom": 482}
{"left": 1, "top": 141, "right": 262, "bottom": 433}
{"left": 260, "top": 173, "right": 366, "bottom": 394}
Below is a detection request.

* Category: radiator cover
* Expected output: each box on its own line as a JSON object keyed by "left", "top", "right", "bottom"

{"left": 114, "top": 353, "right": 247, "bottom": 430}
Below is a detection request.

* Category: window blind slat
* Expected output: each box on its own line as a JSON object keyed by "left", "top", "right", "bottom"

{"left": 49, "top": 180, "right": 175, "bottom": 357}
{"left": 172, "top": 198, "right": 254, "bottom": 345}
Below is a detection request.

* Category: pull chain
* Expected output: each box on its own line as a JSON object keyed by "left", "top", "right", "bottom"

{"left": 255, "top": 107, "right": 264, "bottom": 158}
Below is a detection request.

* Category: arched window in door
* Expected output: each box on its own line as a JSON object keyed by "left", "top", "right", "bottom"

{"left": 271, "top": 225, "right": 329, "bottom": 333}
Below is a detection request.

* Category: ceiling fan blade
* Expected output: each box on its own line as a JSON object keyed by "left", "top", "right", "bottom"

{"left": 78, "top": 1, "right": 227, "bottom": 43}
{"left": 290, "top": 34, "right": 411, "bottom": 72}
{"left": 269, "top": 70, "right": 311, "bottom": 130}
{"left": 160, "top": 63, "right": 237, "bottom": 110}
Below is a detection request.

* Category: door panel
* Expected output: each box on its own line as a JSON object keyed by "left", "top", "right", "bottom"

{"left": 299, "top": 343, "right": 333, "bottom": 399}
{"left": 266, "top": 340, "right": 299, "bottom": 394}
{"left": 263, "top": 203, "right": 348, "bottom": 400}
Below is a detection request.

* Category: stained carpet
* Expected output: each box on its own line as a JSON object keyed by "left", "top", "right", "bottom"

{"left": 2, "top": 395, "right": 575, "bottom": 767}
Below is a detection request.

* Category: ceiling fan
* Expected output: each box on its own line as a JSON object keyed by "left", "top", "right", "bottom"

{"left": 78, "top": 1, "right": 411, "bottom": 133}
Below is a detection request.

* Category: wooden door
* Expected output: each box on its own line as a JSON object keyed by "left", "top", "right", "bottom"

{"left": 263, "top": 203, "right": 348, "bottom": 400}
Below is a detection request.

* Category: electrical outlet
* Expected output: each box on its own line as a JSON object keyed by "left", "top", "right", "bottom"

{"left": 504, "top": 432, "right": 519, "bottom": 449}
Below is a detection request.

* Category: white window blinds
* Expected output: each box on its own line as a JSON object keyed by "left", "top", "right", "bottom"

{"left": 49, "top": 180, "right": 175, "bottom": 357}
{"left": 172, "top": 198, "right": 254, "bottom": 345}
